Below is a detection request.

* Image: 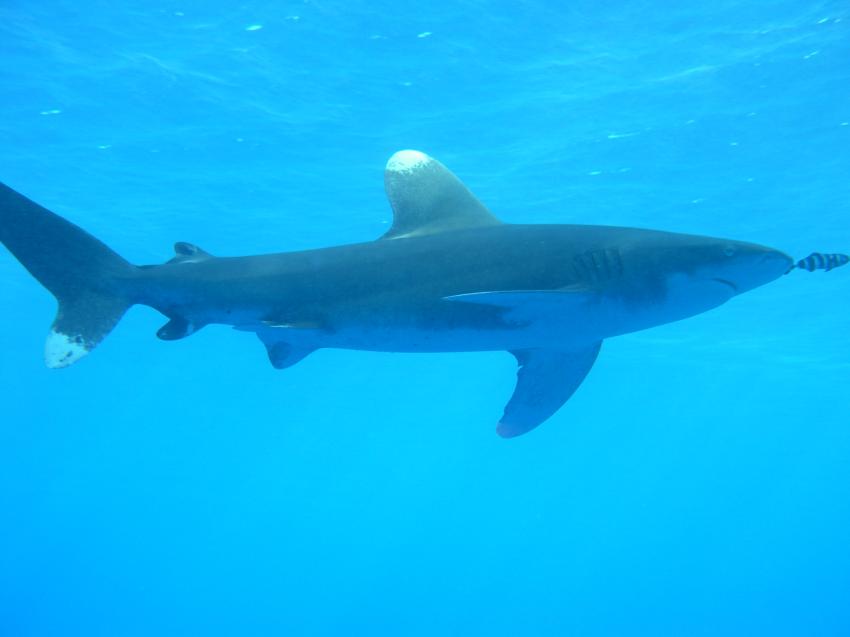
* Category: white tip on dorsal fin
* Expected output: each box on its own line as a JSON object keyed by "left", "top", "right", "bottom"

{"left": 382, "top": 150, "right": 501, "bottom": 240}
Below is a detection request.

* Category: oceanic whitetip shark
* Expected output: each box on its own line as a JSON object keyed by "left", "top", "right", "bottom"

{"left": 0, "top": 150, "right": 846, "bottom": 437}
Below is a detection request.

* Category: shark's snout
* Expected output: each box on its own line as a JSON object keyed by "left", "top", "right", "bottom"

{"left": 722, "top": 244, "right": 793, "bottom": 294}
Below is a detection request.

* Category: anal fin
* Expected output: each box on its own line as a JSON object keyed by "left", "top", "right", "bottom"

{"left": 256, "top": 331, "right": 315, "bottom": 369}
{"left": 156, "top": 316, "right": 204, "bottom": 340}
{"left": 498, "top": 342, "right": 602, "bottom": 438}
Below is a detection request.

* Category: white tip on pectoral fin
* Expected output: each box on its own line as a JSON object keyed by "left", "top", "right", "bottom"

{"left": 45, "top": 329, "right": 91, "bottom": 368}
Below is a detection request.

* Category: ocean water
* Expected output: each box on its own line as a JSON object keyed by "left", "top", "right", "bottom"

{"left": 1, "top": 1, "right": 849, "bottom": 635}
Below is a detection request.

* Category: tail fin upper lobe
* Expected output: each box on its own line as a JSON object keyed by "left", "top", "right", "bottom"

{"left": 0, "top": 182, "right": 137, "bottom": 367}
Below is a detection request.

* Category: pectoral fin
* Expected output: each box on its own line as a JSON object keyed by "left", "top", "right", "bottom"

{"left": 498, "top": 342, "right": 602, "bottom": 438}
{"left": 264, "top": 341, "right": 315, "bottom": 369}
{"left": 445, "top": 288, "right": 594, "bottom": 324}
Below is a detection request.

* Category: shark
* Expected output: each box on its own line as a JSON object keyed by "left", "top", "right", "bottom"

{"left": 0, "top": 150, "right": 812, "bottom": 437}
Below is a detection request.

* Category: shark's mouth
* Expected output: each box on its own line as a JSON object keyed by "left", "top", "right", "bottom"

{"left": 712, "top": 277, "right": 739, "bottom": 293}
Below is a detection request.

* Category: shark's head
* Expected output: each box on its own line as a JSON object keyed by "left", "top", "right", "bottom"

{"left": 698, "top": 241, "right": 794, "bottom": 294}
{"left": 617, "top": 233, "right": 793, "bottom": 330}
{"left": 693, "top": 239, "right": 793, "bottom": 296}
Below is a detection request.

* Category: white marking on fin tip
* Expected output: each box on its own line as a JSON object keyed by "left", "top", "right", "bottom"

{"left": 386, "top": 150, "right": 432, "bottom": 174}
{"left": 45, "top": 330, "right": 90, "bottom": 368}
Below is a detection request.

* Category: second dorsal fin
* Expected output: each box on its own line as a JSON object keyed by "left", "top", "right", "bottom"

{"left": 168, "top": 241, "right": 214, "bottom": 264}
{"left": 381, "top": 150, "right": 501, "bottom": 240}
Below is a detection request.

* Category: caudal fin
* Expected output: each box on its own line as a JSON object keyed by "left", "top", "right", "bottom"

{"left": 0, "top": 182, "right": 137, "bottom": 367}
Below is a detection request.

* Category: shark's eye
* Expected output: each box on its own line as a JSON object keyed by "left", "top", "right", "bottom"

{"left": 723, "top": 246, "right": 736, "bottom": 257}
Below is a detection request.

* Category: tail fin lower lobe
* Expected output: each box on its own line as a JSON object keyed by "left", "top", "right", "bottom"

{"left": 0, "top": 182, "right": 137, "bottom": 367}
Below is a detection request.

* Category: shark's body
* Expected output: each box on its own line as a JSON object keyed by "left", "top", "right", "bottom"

{"left": 142, "top": 224, "right": 765, "bottom": 353}
{"left": 0, "top": 150, "right": 796, "bottom": 436}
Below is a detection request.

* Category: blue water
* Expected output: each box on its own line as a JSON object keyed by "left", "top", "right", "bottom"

{"left": 1, "top": 1, "right": 849, "bottom": 635}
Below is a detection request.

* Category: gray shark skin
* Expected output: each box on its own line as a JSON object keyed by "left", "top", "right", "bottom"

{"left": 0, "top": 150, "right": 794, "bottom": 437}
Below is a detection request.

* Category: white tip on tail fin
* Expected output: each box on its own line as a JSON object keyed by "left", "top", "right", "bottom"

{"left": 45, "top": 329, "right": 91, "bottom": 368}
{"left": 0, "top": 182, "right": 136, "bottom": 368}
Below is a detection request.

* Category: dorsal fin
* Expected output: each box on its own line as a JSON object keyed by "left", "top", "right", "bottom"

{"left": 168, "top": 241, "right": 214, "bottom": 264}
{"left": 381, "top": 150, "right": 501, "bottom": 240}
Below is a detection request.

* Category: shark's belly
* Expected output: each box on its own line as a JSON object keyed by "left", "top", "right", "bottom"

{"left": 281, "top": 282, "right": 732, "bottom": 354}
{"left": 313, "top": 323, "right": 566, "bottom": 353}
{"left": 261, "top": 300, "right": 608, "bottom": 353}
